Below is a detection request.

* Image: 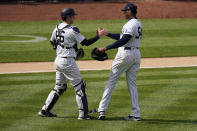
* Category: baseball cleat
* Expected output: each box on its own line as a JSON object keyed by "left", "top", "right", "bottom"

{"left": 124, "top": 115, "right": 141, "bottom": 121}
{"left": 38, "top": 110, "right": 57, "bottom": 117}
{"left": 98, "top": 111, "right": 105, "bottom": 120}
{"left": 78, "top": 115, "right": 95, "bottom": 120}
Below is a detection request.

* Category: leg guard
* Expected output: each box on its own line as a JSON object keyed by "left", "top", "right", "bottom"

{"left": 42, "top": 83, "right": 67, "bottom": 112}
{"left": 74, "top": 81, "right": 89, "bottom": 117}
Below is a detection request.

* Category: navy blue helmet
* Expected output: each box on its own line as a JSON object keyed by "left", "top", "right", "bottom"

{"left": 61, "top": 8, "right": 77, "bottom": 20}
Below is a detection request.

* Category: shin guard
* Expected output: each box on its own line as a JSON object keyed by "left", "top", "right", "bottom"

{"left": 75, "top": 81, "right": 88, "bottom": 117}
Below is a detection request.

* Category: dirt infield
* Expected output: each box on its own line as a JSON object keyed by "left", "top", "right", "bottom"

{"left": 0, "top": 0, "right": 197, "bottom": 21}
{"left": 1, "top": 56, "right": 197, "bottom": 74}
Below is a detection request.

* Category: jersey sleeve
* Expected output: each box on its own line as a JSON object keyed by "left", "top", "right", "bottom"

{"left": 50, "top": 28, "right": 57, "bottom": 42}
{"left": 122, "top": 22, "right": 135, "bottom": 36}
{"left": 72, "top": 27, "right": 85, "bottom": 43}
{"left": 106, "top": 34, "right": 131, "bottom": 50}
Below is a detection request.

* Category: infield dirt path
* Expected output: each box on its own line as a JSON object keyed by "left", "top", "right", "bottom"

{"left": 1, "top": 56, "right": 197, "bottom": 74}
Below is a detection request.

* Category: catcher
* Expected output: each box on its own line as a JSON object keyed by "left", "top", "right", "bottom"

{"left": 38, "top": 8, "right": 106, "bottom": 120}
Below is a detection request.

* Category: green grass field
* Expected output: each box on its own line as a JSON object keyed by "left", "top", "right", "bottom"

{"left": 0, "top": 18, "right": 197, "bottom": 130}
{"left": 0, "top": 18, "right": 197, "bottom": 62}
{"left": 0, "top": 67, "right": 197, "bottom": 131}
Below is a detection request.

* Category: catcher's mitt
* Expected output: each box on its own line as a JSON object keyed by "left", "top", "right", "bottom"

{"left": 50, "top": 41, "right": 58, "bottom": 50}
{"left": 76, "top": 48, "right": 85, "bottom": 60}
{"left": 91, "top": 48, "right": 108, "bottom": 61}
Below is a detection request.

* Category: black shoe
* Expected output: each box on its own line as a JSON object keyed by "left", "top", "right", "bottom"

{"left": 78, "top": 115, "right": 95, "bottom": 120}
{"left": 98, "top": 111, "right": 105, "bottom": 120}
{"left": 38, "top": 110, "right": 57, "bottom": 117}
{"left": 124, "top": 115, "right": 141, "bottom": 121}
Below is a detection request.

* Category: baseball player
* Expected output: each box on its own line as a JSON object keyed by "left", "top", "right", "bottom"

{"left": 97, "top": 3, "right": 142, "bottom": 121}
{"left": 38, "top": 8, "right": 106, "bottom": 120}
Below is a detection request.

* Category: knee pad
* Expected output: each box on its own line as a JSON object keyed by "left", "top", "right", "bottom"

{"left": 55, "top": 83, "right": 67, "bottom": 96}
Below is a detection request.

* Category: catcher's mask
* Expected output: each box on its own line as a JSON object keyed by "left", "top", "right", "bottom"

{"left": 91, "top": 48, "right": 108, "bottom": 61}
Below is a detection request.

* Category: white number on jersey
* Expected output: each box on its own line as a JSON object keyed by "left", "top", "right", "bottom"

{"left": 56, "top": 30, "right": 65, "bottom": 43}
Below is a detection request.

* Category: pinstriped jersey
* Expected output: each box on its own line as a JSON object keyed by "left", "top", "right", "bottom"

{"left": 50, "top": 22, "right": 85, "bottom": 58}
{"left": 120, "top": 18, "right": 142, "bottom": 48}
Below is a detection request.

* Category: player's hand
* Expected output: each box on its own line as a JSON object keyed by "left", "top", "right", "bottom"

{"left": 97, "top": 27, "right": 108, "bottom": 38}
{"left": 97, "top": 47, "right": 107, "bottom": 53}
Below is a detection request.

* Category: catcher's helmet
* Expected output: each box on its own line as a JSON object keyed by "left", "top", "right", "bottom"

{"left": 61, "top": 8, "right": 77, "bottom": 20}
{"left": 91, "top": 48, "right": 108, "bottom": 61}
{"left": 121, "top": 3, "right": 137, "bottom": 15}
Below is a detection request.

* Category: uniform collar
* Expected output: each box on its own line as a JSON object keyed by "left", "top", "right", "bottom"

{"left": 57, "top": 22, "right": 71, "bottom": 30}
{"left": 128, "top": 16, "right": 137, "bottom": 20}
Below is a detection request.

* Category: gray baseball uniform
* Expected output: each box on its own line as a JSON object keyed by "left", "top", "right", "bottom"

{"left": 38, "top": 7, "right": 102, "bottom": 120}
{"left": 40, "top": 22, "right": 99, "bottom": 119}
{"left": 98, "top": 18, "right": 142, "bottom": 117}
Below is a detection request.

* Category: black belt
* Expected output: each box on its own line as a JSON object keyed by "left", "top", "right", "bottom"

{"left": 61, "top": 57, "right": 76, "bottom": 59}
{"left": 65, "top": 47, "right": 73, "bottom": 49}
{"left": 124, "top": 47, "right": 139, "bottom": 50}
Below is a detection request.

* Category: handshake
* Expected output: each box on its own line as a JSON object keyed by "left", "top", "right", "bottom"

{"left": 95, "top": 27, "right": 108, "bottom": 53}
{"left": 96, "top": 27, "right": 108, "bottom": 38}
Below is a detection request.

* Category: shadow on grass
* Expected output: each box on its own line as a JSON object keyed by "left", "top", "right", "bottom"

{"left": 55, "top": 115, "right": 197, "bottom": 124}
{"left": 100, "top": 117, "right": 197, "bottom": 124}
{"left": 142, "top": 118, "right": 197, "bottom": 124}
{"left": 56, "top": 116, "right": 76, "bottom": 119}
{"left": 103, "top": 117, "right": 125, "bottom": 121}
{"left": 57, "top": 116, "right": 124, "bottom": 121}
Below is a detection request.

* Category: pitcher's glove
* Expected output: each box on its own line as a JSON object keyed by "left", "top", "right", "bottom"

{"left": 91, "top": 48, "right": 108, "bottom": 61}
{"left": 76, "top": 48, "right": 85, "bottom": 60}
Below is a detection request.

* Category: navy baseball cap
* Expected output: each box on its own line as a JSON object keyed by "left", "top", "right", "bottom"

{"left": 121, "top": 3, "right": 137, "bottom": 14}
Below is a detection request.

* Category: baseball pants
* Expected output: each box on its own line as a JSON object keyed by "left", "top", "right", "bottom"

{"left": 98, "top": 48, "right": 141, "bottom": 117}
